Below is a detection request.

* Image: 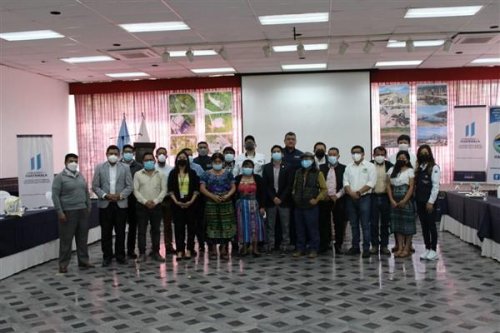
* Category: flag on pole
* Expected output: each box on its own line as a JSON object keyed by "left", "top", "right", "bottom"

{"left": 136, "top": 113, "right": 151, "bottom": 142}
{"left": 117, "top": 115, "right": 130, "bottom": 150}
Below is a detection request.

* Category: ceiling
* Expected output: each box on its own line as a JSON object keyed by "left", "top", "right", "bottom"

{"left": 0, "top": 0, "right": 499, "bottom": 83}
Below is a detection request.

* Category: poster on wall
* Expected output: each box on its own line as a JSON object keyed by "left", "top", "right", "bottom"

{"left": 17, "top": 134, "right": 54, "bottom": 209}
{"left": 378, "top": 84, "right": 410, "bottom": 148}
{"left": 204, "top": 91, "right": 234, "bottom": 152}
{"left": 453, "top": 106, "right": 487, "bottom": 182}
{"left": 416, "top": 84, "right": 448, "bottom": 146}
{"left": 169, "top": 93, "right": 197, "bottom": 155}
{"left": 487, "top": 106, "right": 500, "bottom": 183}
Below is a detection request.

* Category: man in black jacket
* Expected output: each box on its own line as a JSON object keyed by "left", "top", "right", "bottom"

{"left": 318, "top": 147, "right": 347, "bottom": 254}
{"left": 262, "top": 145, "right": 293, "bottom": 254}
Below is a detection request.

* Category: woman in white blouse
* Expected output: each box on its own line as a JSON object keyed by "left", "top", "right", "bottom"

{"left": 387, "top": 151, "right": 415, "bottom": 258}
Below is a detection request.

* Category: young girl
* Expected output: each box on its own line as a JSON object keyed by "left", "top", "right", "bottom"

{"left": 387, "top": 151, "right": 415, "bottom": 258}
{"left": 415, "top": 145, "right": 440, "bottom": 261}
{"left": 235, "top": 160, "right": 266, "bottom": 257}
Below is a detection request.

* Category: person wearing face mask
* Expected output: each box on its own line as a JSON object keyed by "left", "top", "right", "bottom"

{"left": 318, "top": 147, "right": 347, "bottom": 254}
{"left": 134, "top": 152, "right": 167, "bottom": 262}
{"left": 155, "top": 147, "right": 176, "bottom": 255}
{"left": 200, "top": 153, "right": 237, "bottom": 260}
{"left": 194, "top": 141, "right": 212, "bottom": 171}
{"left": 313, "top": 142, "right": 328, "bottom": 168}
{"left": 283, "top": 132, "right": 303, "bottom": 170}
{"left": 234, "top": 160, "right": 266, "bottom": 257}
{"left": 387, "top": 151, "right": 415, "bottom": 258}
{"left": 369, "top": 146, "right": 394, "bottom": 256}
{"left": 234, "top": 135, "right": 266, "bottom": 176}
{"left": 92, "top": 145, "right": 133, "bottom": 267}
{"left": 415, "top": 145, "right": 440, "bottom": 261}
{"left": 388, "top": 135, "right": 417, "bottom": 168}
{"left": 168, "top": 151, "right": 199, "bottom": 260}
{"left": 262, "top": 145, "right": 293, "bottom": 255}
{"left": 291, "top": 152, "right": 327, "bottom": 259}
{"left": 121, "top": 144, "right": 143, "bottom": 259}
{"left": 52, "top": 153, "right": 93, "bottom": 273}
{"left": 180, "top": 148, "right": 204, "bottom": 177}
{"left": 222, "top": 146, "right": 237, "bottom": 175}
{"left": 343, "top": 145, "right": 377, "bottom": 258}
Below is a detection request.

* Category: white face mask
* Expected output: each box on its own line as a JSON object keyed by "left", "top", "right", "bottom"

{"left": 352, "top": 153, "right": 362, "bottom": 162}
{"left": 374, "top": 156, "right": 385, "bottom": 164}
{"left": 67, "top": 162, "right": 78, "bottom": 172}
{"left": 399, "top": 143, "right": 409, "bottom": 151}
{"left": 107, "top": 155, "right": 118, "bottom": 164}
{"left": 157, "top": 154, "right": 167, "bottom": 163}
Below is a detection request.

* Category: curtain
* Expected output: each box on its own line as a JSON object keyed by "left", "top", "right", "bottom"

{"left": 372, "top": 80, "right": 500, "bottom": 184}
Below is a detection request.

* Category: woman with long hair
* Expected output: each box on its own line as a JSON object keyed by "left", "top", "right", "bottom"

{"left": 387, "top": 151, "right": 415, "bottom": 258}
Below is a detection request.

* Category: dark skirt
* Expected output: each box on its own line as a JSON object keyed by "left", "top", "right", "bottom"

{"left": 391, "top": 184, "right": 416, "bottom": 235}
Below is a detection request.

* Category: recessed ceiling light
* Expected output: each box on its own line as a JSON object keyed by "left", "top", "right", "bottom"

{"left": 471, "top": 58, "right": 500, "bottom": 64}
{"left": 60, "top": 55, "right": 115, "bottom": 63}
{"left": 404, "top": 6, "right": 482, "bottom": 18}
{"left": 387, "top": 39, "right": 445, "bottom": 48}
{"left": 191, "top": 67, "right": 235, "bottom": 74}
{"left": 259, "top": 12, "right": 329, "bottom": 25}
{"left": 281, "top": 63, "right": 327, "bottom": 70}
{"left": 105, "top": 72, "right": 150, "bottom": 78}
{"left": 119, "top": 21, "right": 190, "bottom": 33}
{"left": 0, "top": 30, "right": 64, "bottom": 41}
{"left": 375, "top": 60, "right": 422, "bottom": 67}
{"left": 169, "top": 50, "right": 217, "bottom": 57}
{"left": 273, "top": 43, "right": 328, "bottom": 52}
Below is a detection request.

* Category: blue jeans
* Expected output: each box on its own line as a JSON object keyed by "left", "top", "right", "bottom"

{"left": 371, "top": 194, "right": 391, "bottom": 248}
{"left": 294, "top": 206, "right": 319, "bottom": 252}
{"left": 346, "top": 195, "right": 371, "bottom": 251}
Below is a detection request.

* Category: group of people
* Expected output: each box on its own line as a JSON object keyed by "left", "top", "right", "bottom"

{"left": 51, "top": 133, "right": 440, "bottom": 273}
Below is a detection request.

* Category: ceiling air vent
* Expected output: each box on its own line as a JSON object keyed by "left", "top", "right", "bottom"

{"left": 106, "top": 48, "right": 159, "bottom": 60}
{"left": 454, "top": 33, "right": 499, "bottom": 45}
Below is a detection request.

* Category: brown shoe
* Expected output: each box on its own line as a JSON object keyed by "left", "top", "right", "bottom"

{"left": 59, "top": 266, "right": 68, "bottom": 274}
{"left": 308, "top": 251, "right": 317, "bottom": 259}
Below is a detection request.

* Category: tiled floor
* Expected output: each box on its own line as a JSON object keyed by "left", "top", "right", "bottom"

{"left": 1, "top": 228, "right": 499, "bottom": 333}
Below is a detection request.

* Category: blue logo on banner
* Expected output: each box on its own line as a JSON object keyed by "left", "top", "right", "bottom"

{"left": 465, "top": 122, "right": 475, "bottom": 137}
{"left": 494, "top": 174, "right": 500, "bottom": 180}
{"left": 30, "top": 153, "right": 42, "bottom": 171}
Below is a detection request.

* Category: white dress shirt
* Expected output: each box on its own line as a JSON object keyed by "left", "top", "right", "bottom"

{"left": 233, "top": 152, "right": 266, "bottom": 176}
{"left": 155, "top": 163, "right": 174, "bottom": 189}
{"left": 109, "top": 163, "right": 117, "bottom": 194}
{"left": 343, "top": 160, "right": 377, "bottom": 193}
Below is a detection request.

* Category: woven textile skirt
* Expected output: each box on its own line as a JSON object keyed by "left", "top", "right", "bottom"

{"left": 236, "top": 198, "right": 265, "bottom": 243}
{"left": 205, "top": 200, "right": 236, "bottom": 243}
{"left": 390, "top": 184, "right": 416, "bottom": 235}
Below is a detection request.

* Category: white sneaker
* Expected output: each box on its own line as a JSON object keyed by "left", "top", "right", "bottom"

{"left": 420, "top": 250, "right": 430, "bottom": 260}
{"left": 426, "top": 250, "right": 438, "bottom": 261}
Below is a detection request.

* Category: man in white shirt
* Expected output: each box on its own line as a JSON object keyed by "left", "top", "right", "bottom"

{"left": 233, "top": 135, "right": 266, "bottom": 176}
{"left": 155, "top": 147, "right": 175, "bottom": 254}
{"left": 343, "top": 145, "right": 377, "bottom": 258}
{"left": 388, "top": 134, "right": 417, "bottom": 168}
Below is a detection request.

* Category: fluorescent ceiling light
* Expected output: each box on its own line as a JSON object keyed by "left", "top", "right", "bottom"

{"left": 119, "top": 21, "right": 190, "bottom": 32}
{"left": 471, "top": 58, "right": 500, "bottom": 64}
{"left": 170, "top": 50, "right": 217, "bottom": 57}
{"left": 405, "top": 6, "right": 482, "bottom": 18}
{"left": 105, "top": 72, "right": 150, "bottom": 78}
{"left": 0, "top": 30, "right": 64, "bottom": 41}
{"left": 376, "top": 60, "right": 422, "bottom": 67}
{"left": 387, "top": 39, "right": 445, "bottom": 48}
{"left": 191, "top": 67, "right": 235, "bottom": 74}
{"left": 259, "top": 12, "right": 329, "bottom": 25}
{"left": 273, "top": 43, "right": 328, "bottom": 52}
{"left": 281, "top": 63, "right": 327, "bottom": 70}
{"left": 60, "top": 56, "right": 115, "bottom": 63}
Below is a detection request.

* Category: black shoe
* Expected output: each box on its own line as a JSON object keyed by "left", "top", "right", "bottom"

{"left": 334, "top": 246, "right": 343, "bottom": 255}
{"left": 345, "top": 248, "right": 361, "bottom": 255}
{"left": 362, "top": 251, "right": 371, "bottom": 258}
{"left": 116, "top": 257, "right": 128, "bottom": 265}
{"left": 127, "top": 252, "right": 138, "bottom": 259}
{"left": 78, "top": 262, "right": 95, "bottom": 269}
{"left": 102, "top": 259, "right": 112, "bottom": 267}
{"left": 58, "top": 266, "right": 68, "bottom": 274}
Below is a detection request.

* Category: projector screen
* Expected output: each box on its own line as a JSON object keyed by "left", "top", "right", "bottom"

{"left": 242, "top": 72, "right": 371, "bottom": 165}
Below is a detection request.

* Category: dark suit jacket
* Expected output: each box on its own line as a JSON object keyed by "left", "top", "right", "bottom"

{"left": 319, "top": 163, "right": 346, "bottom": 195}
{"left": 167, "top": 169, "right": 200, "bottom": 201}
{"left": 262, "top": 162, "right": 292, "bottom": 208}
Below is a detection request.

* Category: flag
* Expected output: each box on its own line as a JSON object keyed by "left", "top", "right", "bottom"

{"left": 117, "top": 116, "right": 130, "bottom": 150}
{"left": 136, "top": 114, "right": 151, "bottom": 142}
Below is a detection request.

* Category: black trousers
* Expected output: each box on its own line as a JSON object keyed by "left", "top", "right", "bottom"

{"left": 417, "top": 201, "right": 438, "bottom": 251}
{"left": 172, "top": 199, "right": 196, "bottom": 253}
{"left": 126, "top": 194, "right": 138, "bottom": 255}
{"left": 318, "top": 201, "right": 333, "bottom": 252}
{"left": 195, "top": 198, "right": 206, "bottom": 250}
{"left": 99, "top": 203, "right": 127, "bottom": 261}
{"left": 137, "top": 203, "right": 162, "bottom": 255}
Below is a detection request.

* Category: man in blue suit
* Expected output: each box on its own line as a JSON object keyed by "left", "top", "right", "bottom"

{"left": 92, "top": 145, "right": 133, "bottom": 266}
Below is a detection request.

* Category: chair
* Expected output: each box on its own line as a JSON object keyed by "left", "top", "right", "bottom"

{"left": 0, "top": 190, "right": 11, "bottom": 214}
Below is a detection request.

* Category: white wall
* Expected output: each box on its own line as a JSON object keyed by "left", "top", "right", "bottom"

{"left": 0, "top": 65, "right": 69, "bottom": 178}
{"left": 242, "top": 72, "right": 371, "bottom": 164}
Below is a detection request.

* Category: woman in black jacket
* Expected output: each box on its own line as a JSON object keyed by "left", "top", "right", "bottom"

{"left": 168, "top": 151, "right": 200, "bottom": 260}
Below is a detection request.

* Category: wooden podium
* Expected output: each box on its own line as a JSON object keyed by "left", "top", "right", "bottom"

{"left": 134, "top": 142, "right": 156, "bottom": 164}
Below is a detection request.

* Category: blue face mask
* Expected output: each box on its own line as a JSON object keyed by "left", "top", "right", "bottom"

{"left": 242, "top": 167, "right": 253, "bottom": 176}
{"left": 212, "top": 163, "right": 223, "bottom": 171}
{"left": 224, "top": 154, "right": 234, "bottom": 162}
{"left": 301, "top": 159, "right": 313, "bottom": 169}
{"left": 123, "top": 152, "right": 133, "bottom": 162}
{"left": 272, "top": 152, "right": 282, "bottom": 161}
{"left": 328, "top": 156, "right": 337, "bottom": 165}
{"left": 144, "top": 161, "right": 155, "bottom": 171}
